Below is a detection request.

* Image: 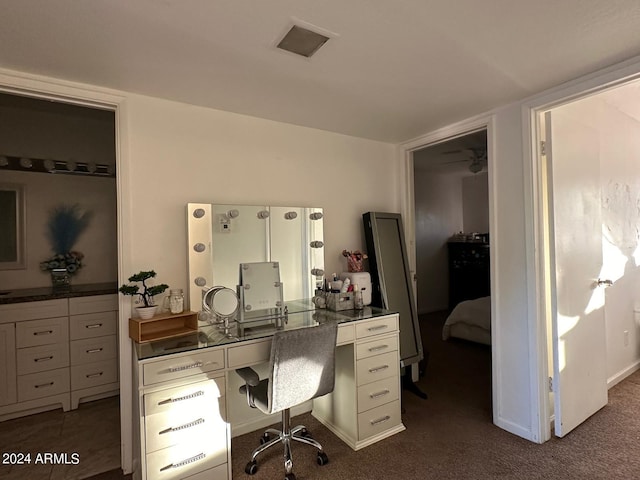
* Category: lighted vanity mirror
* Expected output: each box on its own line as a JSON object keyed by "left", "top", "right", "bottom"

{"left": 187, "top": 203, "right": 324, "bottom": 311}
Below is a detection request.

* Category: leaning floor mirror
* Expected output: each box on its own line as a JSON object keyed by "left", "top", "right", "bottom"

{"left": 187, "top": 203, "right": 325, "bottom": 313}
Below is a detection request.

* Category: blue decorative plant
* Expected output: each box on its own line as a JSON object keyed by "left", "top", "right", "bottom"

{"left": 40, "top": 204, "right": 92, "bottom": 275}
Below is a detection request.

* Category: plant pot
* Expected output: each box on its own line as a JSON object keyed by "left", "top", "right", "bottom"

{"left": 137, "top": 305, "right": 158, "bottom": 320}
{"left": 51, "top": 268, "right": 71, "bottom": 288}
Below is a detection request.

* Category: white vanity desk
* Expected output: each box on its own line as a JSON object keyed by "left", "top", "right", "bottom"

{"left": 133, "top": 304, "right": 405, "bottom": 480}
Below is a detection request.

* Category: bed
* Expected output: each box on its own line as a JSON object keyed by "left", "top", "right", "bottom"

{"left": 442, "top": 296, "right": 491, "bottom": 345}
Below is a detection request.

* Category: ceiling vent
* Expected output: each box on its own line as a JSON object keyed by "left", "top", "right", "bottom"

{"left": 277, "top": 25, "right": 330, "bottom": 58}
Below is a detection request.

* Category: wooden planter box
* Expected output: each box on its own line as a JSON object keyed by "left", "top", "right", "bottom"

{"left": 129, "top": 311, "right": 198, "bottom": 343}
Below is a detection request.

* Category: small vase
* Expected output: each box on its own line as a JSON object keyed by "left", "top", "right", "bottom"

{"left": 137, "top": 305, "right": 158, "bottom": 320}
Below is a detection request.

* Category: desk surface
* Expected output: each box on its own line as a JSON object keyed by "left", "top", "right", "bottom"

{"left": 134, "top": 304, "right": 394, "bottom": 361}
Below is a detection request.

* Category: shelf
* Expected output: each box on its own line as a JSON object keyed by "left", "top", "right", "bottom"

{"left": 128, "top": 311, "right": 198, "bottom": 343}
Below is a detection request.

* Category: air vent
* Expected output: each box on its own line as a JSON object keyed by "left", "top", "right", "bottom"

{"left": 277, "top": 25, "right": 330, "bottom": 58}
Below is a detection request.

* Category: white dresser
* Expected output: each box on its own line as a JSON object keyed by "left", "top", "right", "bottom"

{"left": 133, "top": 308, "right": 404, "bottom": 480}
{"left": 0, "top": 292, "right": 119, "bottom": 421}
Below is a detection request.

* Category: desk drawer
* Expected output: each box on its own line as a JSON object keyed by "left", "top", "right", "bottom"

{"left": 337, "top": 324, "right": 355, "bottom": 345}
{"left": 69, "top": 294, "right": 117, "bottom": 315}
{"left": 71, "top": 359, "right": 118, "bottom": 390}
{"left": 70, "top": 335, "right": 117, "bottom": 365}
{"left": 357, "top": 399, "right": 401, "bottom": 441}
{"left": 0, "top": 299, "right": 67, "bottom": 323}
{"left": 227, "top": 339, "right": 271, "bottom": 369}
{"left": 17, "top": 342, "right": 69, "bottom": 375}
{"left": 356, "top": 351, "right": 398, "bottom": 386}
{"left": 70, "top": 311, "right": 117, "bottom": 340}
{"left": 356, "top": 334, "right": 398, "bottom": 360}
{"left": 183, "top": 464, "right": 228, "bottom": 480}
{"left": 357, "top": 376, "right": 399, "bottom": 413}
{"left": 17, "top": 367, "right": 69, "bottom": 402}
{"left": 16, "top": 317, "right": 68, "bottom": 348}
{"left": 144, "top": 378, "right": 225, "bottom": 417}
{"left": 143, "top": 349, "right": 225, "bottom": 386}
{"left": 355, "top": 316, "right": 398, "bottom": 340}
{"left": 145, "top": 436, "right": 227, "bottom": 480}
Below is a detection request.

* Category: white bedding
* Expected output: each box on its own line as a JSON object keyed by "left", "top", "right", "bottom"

{"left": 442, "top": 296, "right": 491, "bottom": 345}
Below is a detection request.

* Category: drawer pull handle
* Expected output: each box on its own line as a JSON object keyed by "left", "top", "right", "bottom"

{"left": 169, "top": 361, "right": 204, "bottom": 373}
{"left": 369, "top": 389, "right": 390, "bottom": 399}
{"left": 367, "top": 325, "right": 388, "bottom": 332}
{"left": 158, "top": 390, "right": 205, "bottom": 405}
{"left": 370, "top": 415, "right": 391, "bottom": 426}
{"left": 368, "top": 344, "right": 389, "bottom": 352}
{"left": 35, "top": 382, "right": 54, "bottom": 389}
{"left": 34, "top": 356, "right": 54, "bottom": 362}
{"left": 33, "top": 330, "right": 53, "bottom": 336}
{"left": 160, "top": 452, "right": 206, "bottom": 471}
{"left": 86, "top": 372, "right": 104, "bottom": 378}
{"left": 85, "top": 323, "right": 103, "bottom": 329}
{"left": 159, "top": 418, "right": 205, "bottom": 434}
{"left": 86, "top": 348, "right": 103, "bottom": 354}
{"left": 368, "top": 365, "right": 389, "bottom": 373}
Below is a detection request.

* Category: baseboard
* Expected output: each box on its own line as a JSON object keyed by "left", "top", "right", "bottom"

{"left": 607, "top": 360, "right": 640, "bottom": 389}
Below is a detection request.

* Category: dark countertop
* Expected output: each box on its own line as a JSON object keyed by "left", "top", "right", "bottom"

{"left": 0, "top": 282, "right": 118, "bottom": 305}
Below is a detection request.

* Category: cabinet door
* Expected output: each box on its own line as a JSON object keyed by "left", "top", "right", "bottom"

{"left": 0, "top": 323, "right": 17, "bottom": 406}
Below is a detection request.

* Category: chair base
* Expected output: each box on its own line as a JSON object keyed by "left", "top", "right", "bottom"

{"left": 245, "top": 408, "right": 329, "bottom": 478}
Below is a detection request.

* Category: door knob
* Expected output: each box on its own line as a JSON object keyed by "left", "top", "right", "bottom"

{"left": 597, "top": 278, "right": 613, "bottom": 287}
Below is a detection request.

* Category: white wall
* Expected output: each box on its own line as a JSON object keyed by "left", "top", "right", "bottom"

{"left": 0, "top": 171, "right": 117, "bottom": 290}
{"left": 413, "top": 171, "right": 463, "bottom": 313}
{"left": 124, "top": 94, "right": 399, "bottom": 310}
{"left": 462, "top": 172, "right": 489, "bottom": 233}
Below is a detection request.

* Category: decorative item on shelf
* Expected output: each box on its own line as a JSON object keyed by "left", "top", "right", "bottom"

{"left": 341, "top": 249, "right": 368, "bottom": 273}
{"left": 119, "top": 270, "right": 169, "bottom": 320}
{"left": 40, "top": 204, "right": 92, "bottom": 286}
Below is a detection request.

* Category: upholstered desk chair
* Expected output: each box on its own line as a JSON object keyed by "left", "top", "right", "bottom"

{"left": 236, "top": 321, "right": 338, "bottom": 480}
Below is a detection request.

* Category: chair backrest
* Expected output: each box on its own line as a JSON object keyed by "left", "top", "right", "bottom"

{"left": 267, "top": 322, "right": 338, "bottom": 414}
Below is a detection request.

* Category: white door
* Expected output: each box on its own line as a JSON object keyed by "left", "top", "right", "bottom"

{"left": 545, "top": 109, "right": 608, "bottom": 437}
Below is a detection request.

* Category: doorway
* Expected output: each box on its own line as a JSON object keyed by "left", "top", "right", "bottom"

{"left": 0, "top": 91, "right": 121, "bottom": 479}
{"left": 536, "top": 78, "right": 640, "bottom": 438}
{"left": 409, "top": 128, "right": 493, "bottom": 418}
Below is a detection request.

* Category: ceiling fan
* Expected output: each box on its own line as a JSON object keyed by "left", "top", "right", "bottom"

{"left": 442, "top": 147, "right": 487, "bottom": 174}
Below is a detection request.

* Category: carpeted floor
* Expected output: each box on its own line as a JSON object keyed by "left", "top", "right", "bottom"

{"left": 89, "top": 311, "right": 640, "bottom": 479}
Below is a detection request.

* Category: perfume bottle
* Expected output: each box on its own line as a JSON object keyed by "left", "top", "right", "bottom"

{"left": 353, "top": 284, "right": 364, "bottom": 310}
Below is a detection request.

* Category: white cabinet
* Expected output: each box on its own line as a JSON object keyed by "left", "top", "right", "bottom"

{"left": 0, "top": 293, "right": 119, "bottom": 420}
{"left": 0, "top": 324, "right": 17, "bottom": 407}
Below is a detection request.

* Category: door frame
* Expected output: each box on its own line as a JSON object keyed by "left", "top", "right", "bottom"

{"left": 0, "top": 68, "right": 135, "bottom": 472}
{"left": 523, "top": 61, "right": 640, "bottom": 442}
{"left": 399, "top": 113, "right": 499, "bottom": 424}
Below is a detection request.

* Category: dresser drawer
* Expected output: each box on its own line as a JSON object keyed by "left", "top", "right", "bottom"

{"left": 17, "top": 367, "right": 70, "bottom": 402}
{"left": 143, "top": 349, "right": 225, "bottom": 386}
{"left": 145, "top": 396, "right": 227, "bottom": 453}
{"left": 355, "top": 316, "right": 398, "bottom": 340}
{"left": 356, "top": 334, "right": 398, "bottom": 360}
{"left": 16, "top": 317, "right": 68, "bottom": 348}
{"left": 17, "top": 342, "right": 70, "bottom": 375}
{"left": 71, "top": 360, "right": 118, "bottom": 390}
{"left": 144, "top": 378, "right": 225, "bottom": 417}
{"left": 0, "top": 299, "right": 68, "bottom": 323}
{"left": 70, "top": 311, "right": 117, "bottom": 340}
{"left": 145, "top": 435, "right": 228, "bottom": 480}
{"left": 357, "top": 376, "right": 400, "bottom": 413}
{"left": 357, "top": 399, "right": 402, "bottom": 441}
{"left": 356, "top": 351, "right": 398, "bottom": 386}
{"left": 337, "top": 323, "right": 355, "bottom": 345}
{"left": 227, "top": 339, "right": 271, "bottom": 369}
{"left": 69, "top": 294, "right": 118, "bottom": 315}
{"left": 70, "top": 335, "right": 117, "bottom": 365}
{"left": 183, "top": 463, "right": 228, "bottom": 480}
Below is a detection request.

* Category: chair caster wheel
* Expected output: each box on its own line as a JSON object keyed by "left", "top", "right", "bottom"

{"left": 285, "top": 473, "right": 297, "bottom": 480}
{"left": 260, "top": 432, "right": 271, "bottom": 445}
{"left": 245, "top": 461, "right": 258, "bottom": 475}
{"left": 317, "top": 451, "right": 329, "bottom": 466}
{"left": 300, "top": 428, "right": 312, "bottom": 438}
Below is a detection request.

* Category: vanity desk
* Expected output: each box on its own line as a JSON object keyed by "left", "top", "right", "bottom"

{"left": 133, "top": 304, "right": 404, "bottom": 480}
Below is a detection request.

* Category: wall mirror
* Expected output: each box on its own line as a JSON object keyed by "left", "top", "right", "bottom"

{"left": 0, "top": 183, "right": 26, "bottom": 270}
{"left": 187, "top": 203, "right": 324, "bottom": 311}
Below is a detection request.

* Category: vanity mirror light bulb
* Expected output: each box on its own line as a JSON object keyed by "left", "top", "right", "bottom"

{"left": 43, "top": 159, "right": 56, "bottom": 171}
{"left": 227, "top": 209, "right": 240, "bottom": 219}
{"left": 0, "top": 156, "right": 8, "bottom": 167}
{"left": 284, "top": 211, "right": 297, "bottom": 220}
{"left": 257, "top": 210, "right": 270, "bottom": 219}
{"left": 66, "top": 160, "right": 77, "bottom": 171}
{"left": 19, "top": 157, "right": 33, "bottom": 168}
{"left": 193, "top": 208, "right": 206, "bottom": 218}
{"left": 309, "top": 212, "right": 323, "bottom": 220}
{"left": 310, "top": 240, "right": 324, "bottom": 248}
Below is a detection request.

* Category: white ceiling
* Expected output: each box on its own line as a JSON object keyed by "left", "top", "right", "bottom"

{"left": 2, "top": 1, "right": 640, "bottom": 143}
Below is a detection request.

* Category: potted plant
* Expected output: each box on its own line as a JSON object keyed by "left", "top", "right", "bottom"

{"left": 119, "top": 270, "right": 169, "bottom": 319}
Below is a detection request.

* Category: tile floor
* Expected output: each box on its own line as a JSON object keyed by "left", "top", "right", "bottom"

{"left": 0, "top": 397, "right": 121, "bottom": 480}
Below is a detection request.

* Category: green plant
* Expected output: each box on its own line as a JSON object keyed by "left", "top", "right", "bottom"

{"left": 119, "top": 270, "right": 169, "bottom": 307}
